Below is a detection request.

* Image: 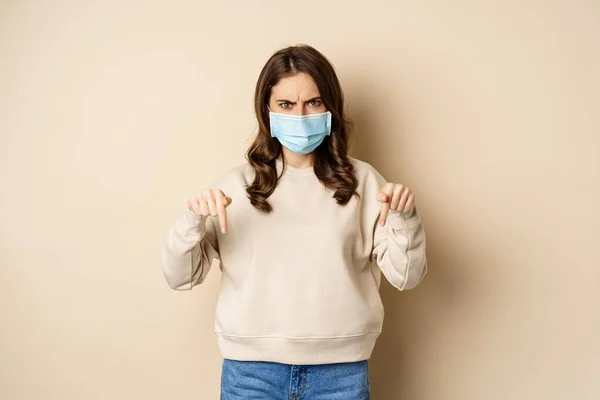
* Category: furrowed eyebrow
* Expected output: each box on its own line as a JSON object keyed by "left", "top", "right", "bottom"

{"left": 276, "top": 97, "right": 321, "bottom": 104}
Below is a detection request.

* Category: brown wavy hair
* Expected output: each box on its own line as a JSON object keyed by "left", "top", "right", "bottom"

{"left": 245, "top": 44, "right": 359, "bottom": 213}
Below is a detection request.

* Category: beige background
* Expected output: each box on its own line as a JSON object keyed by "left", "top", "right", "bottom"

{"left": 1, "top": 1, "right": 599, "bottom": 399}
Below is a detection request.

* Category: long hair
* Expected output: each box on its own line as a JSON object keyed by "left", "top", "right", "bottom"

{"left": 245, "top": 44, "right": 359, "bottom": 213}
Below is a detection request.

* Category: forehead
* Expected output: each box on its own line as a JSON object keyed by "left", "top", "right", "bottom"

{"left": 271, "top": 72, "right": 320, "bottom": 98}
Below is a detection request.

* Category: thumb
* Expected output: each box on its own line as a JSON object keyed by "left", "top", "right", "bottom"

{"left": 377, "top": 192, "right": 389, "bottom": 203}
{"left": 222, "top": 196, "right": 233, "bottom": 207}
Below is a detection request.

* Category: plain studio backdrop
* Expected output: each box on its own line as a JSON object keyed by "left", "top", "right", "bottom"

{"left": 1, "top": 1, "right": 598, "bottom": 399}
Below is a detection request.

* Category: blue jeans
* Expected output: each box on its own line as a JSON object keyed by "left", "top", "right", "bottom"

{"left": 220, "top": 359, "right": 370, "bottom": 399}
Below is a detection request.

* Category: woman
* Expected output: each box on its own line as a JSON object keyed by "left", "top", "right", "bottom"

{"left": 161, "top": 44, "right": 427, "bottom": 399}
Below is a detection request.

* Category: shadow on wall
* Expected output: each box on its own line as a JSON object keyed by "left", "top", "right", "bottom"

{"left": 348, "top": 83, "right": 471, "bottom": 399}
{"left": 367, "top": 245, "right": 462, "bottom": 399}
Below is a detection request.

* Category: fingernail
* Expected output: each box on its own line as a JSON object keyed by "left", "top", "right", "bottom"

{"left": 380, "top": 220, "right": 385, "bottom": 226}
{"left": 221, "top": 227, "right": 226, "bottom": 233}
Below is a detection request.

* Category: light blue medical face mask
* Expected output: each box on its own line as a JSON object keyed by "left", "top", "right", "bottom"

{"left": 268, "top": 110, "right": 332, "bottom": 155}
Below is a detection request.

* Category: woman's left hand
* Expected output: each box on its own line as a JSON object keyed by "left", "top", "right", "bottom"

{"left": 376, "top": 183, "right": 415, "bottom": 226}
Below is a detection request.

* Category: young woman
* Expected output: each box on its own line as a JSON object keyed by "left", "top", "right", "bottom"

{"left": 161, "top": 44, "right": 427, "bottom": 399}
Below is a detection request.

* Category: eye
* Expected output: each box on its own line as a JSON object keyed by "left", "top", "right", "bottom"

{"left": 308, "top": 99, "right": 322, "bottom": 107}
{"left": 279, "top": 102, "right": 292, "bottom": 109}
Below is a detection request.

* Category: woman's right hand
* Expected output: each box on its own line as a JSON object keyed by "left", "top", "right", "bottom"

{"left": 187, "top": 190, "right": 232, "bottom": 233}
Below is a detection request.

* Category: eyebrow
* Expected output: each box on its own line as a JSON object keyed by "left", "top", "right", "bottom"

{"left": 276, "top": 97, "right": 322, "bottom": 104}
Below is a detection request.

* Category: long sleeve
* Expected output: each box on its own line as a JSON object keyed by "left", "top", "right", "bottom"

{"left": 368, "top": 165, "right": 428, "bottom": 291}
{"left": 372, "top": 206, "right": 428, "bottom": 290}
{"left": 160, "top": 203, "right": 221, "bottom": 290}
